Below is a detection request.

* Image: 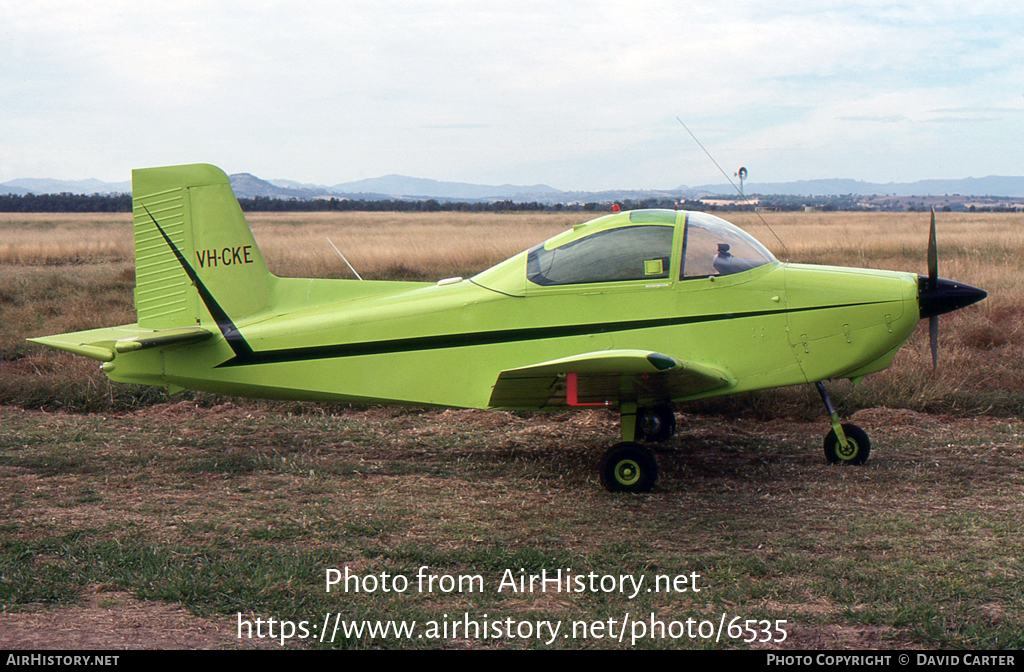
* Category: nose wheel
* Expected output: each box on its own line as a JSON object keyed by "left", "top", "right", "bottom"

{"left": 815, "top": 382, "right": 871, "bottom": 465}
{"left": 823, "top": 422, "right": 871, "bottom": 465}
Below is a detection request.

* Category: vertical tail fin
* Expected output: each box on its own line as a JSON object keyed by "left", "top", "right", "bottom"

{"left": 132, "top": 164, "right": 273, "bottom": 330}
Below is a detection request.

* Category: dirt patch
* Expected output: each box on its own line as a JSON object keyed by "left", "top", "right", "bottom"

{"left": 0, "top": 587, "right": 275, "bottom": 650}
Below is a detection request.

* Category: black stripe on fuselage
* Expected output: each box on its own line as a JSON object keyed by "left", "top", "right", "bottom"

{"left": 214, "top": 301, "right": 887, "bottom": 368}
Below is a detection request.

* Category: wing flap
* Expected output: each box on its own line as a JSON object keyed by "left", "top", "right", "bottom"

{"left": 489, "top": 349, "right": 734, "bottom": 409}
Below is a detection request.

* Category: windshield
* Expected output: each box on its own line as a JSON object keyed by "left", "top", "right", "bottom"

{"left": 681, "top": 212, "right": 775, "bottom": 279}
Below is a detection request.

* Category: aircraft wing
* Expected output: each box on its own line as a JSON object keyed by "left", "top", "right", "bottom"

{"left": 488, "top": 349, "right": 734, "bottom": 409}
{"left": 28, "top": 325, "right": 213, "bottom": 362}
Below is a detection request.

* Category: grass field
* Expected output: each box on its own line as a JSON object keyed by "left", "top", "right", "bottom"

{"left": 1, "top": 210, "right": 1021, "bottom": 649}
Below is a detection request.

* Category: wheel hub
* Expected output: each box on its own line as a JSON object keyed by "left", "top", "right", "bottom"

{"left": 614, "top": 460, "right": 641, "bottom": 486}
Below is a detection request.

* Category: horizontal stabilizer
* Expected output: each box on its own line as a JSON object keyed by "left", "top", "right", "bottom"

{"left": 28, "top": 325, "right": 213, "bottom": 362}
{"left": 489, "top": 349, "right": 734, "bottom": 408}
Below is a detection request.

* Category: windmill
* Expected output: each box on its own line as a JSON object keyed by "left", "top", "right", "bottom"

{"left": 735, "top": 167, "right": 747, "bottom": 198}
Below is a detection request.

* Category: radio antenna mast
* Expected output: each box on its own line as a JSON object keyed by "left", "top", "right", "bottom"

{"left": 676, "top": 117, "right": 789, "bottom": 260}
{"left": 326, "top": 237, "right": 363, "bottom": 281}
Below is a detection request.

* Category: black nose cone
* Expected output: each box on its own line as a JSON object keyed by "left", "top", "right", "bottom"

{"left": 918, "top": 276, "right": 987, "bottom": 319}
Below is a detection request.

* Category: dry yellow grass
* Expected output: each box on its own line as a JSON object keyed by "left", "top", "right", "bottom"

{"left": 0, "top": 213, "right": 132, "bottom": 265}
{"left": 730, "top": 211, "right": 1024, "bottom": 306}
{"left": 245, "top": 211, "right": 590, "bottom": 280}
{"left": 4, "top": 209, "right": 1017, "bottom": 282}
{"left": 0, "top": 211, "right": 588, "bottom": 280}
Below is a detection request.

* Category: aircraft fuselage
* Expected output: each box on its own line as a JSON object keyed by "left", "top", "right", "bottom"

{"left": 101, "top": 259, "right": 921, "bottom": 410}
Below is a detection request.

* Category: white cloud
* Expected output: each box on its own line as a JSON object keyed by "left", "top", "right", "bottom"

{"left": 2, "top": 1, "right": 1023, "bottom": 188}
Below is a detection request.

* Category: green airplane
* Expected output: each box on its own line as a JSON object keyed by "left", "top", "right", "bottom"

{"left": 30, "top": 164, "right": 986, "bottom": 492}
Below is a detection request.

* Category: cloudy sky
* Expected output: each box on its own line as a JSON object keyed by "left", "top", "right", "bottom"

{"left": 2, "top": 1, "right": 1022, "bottom": 190}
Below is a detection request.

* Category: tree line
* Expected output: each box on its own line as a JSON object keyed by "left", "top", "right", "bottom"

{"left": 0, "top": 192, "right": 133, "bottom": 212}
{"left": 0, "top": 192, "right": 698, "bottom": 213}
{"left": 235, "top": 195, "right": 698, "bottom": 213}
{"left": 1, "top": 191, "right": 1019, "bottom": 213}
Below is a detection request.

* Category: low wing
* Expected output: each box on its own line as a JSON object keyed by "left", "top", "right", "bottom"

{"left": 488, "top": 349, "right": 734, "bottom": 409}
{"left": 28, "top": 325, "right": 213, "bottom": 362}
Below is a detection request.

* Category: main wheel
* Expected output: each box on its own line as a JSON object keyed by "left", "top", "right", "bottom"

{"left": 823, "top": 423, "right": 871, "bottom": 465}
{"left": 599, "top": 442, "right": 658, "bottom": 493}
{"left": 636, "top": 405, "right": 676, "bottom": 443}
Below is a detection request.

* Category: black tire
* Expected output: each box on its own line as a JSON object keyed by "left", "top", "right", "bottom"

{"left": 823, "top": 423, "right": 871, "bottom": 465}
{"left": 636, "top": 405, "right": 676, "bottom": 443}
{"left": 599, "top": 442, "right": 658, "bottom": 493}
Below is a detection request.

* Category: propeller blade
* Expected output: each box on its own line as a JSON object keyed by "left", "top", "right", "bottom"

{"left": 928, "top": 208, "right": 939, "bottom": 369}
{"left": 929, "top": 315, "right": 939, "bottom": 370}
{"left": 917, "top": 208, "right": 987, "bottom": 369}
{"left": 928, "top": 207, "right": 938, "bottom": 291}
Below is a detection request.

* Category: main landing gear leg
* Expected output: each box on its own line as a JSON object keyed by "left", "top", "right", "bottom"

{"left": 815, "top": 381, "right": 871, "bottom": 466}
{"left": 620, "top": 401, "right": 637, "bottom": 444}
{"left": 598, "top": 401, "right": 659, "bottom": 493}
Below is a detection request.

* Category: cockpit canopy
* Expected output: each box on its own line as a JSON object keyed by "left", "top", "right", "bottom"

{"left": 525, "top": 210, "right": 776, "bottom": 287}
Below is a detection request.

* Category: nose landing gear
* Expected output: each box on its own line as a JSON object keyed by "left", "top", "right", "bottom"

{"left": 815, "top": 382, "right": 871, "bottom": 465}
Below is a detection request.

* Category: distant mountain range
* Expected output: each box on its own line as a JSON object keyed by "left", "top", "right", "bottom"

{"left": 242, "top": 173, "right": 1024, "bottom": 202}
{"left": 323, "top": 175, "right": 561, "bottom": 201}
{"left": 0, "top": 177, "right": 132, "bottom": 196}
{"left": 688, "top": 176, "right": 1024, "bottom": 198}
{"left": 4, "top": 173, "right": 1024, "bottom": 201}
